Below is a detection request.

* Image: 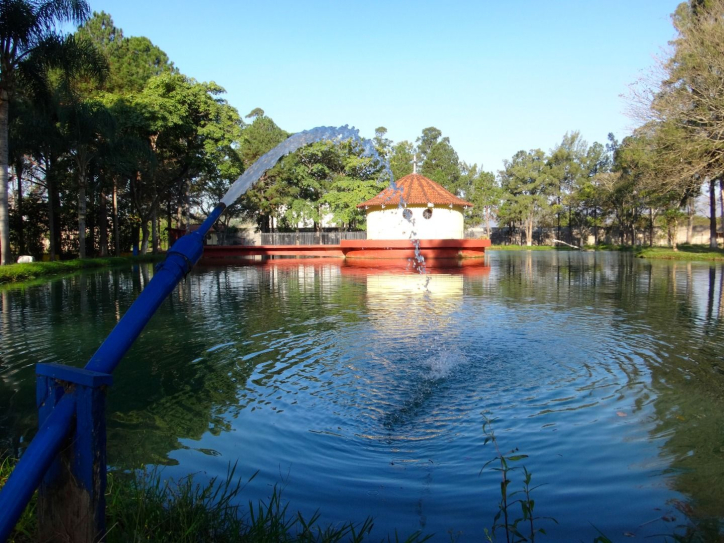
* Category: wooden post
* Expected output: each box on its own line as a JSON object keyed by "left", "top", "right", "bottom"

{"left": 36, "top": 364, "right": 113, "bottom": 543}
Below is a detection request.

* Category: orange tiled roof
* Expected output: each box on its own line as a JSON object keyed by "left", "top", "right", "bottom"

{"left": 357, "top": 173, "right": 473, "bottom": 208}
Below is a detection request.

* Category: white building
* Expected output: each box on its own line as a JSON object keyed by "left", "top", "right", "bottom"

{"left": 358, "top": 173, "right": 473, "bottom": 240}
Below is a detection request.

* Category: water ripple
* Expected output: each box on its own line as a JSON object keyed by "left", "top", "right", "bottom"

{"left": 2, "top": 256, "right": 724, "bottom": 540}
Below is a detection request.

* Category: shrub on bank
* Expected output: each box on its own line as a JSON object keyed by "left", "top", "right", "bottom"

{"left": 0, "top": 457, "right": 429, "bottom": 542}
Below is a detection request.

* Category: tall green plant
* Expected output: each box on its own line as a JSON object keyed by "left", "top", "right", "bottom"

{"left": 480, "top": 417, "right": 556, "bottom": 542}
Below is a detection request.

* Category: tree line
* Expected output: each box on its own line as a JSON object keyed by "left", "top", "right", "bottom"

{"left": 0, "top": 4, "right": 384, "bottom": 264}
{"left": 0, "top": 0, "right": 721, "bottom": 265}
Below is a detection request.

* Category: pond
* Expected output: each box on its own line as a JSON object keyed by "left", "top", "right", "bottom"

{"left": 1, "top": 251, "right": 723, "bottom": 541}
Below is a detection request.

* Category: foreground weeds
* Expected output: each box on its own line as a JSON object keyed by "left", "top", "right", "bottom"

{"left": 0, "top": 456, "right": 36, "bottom": 542}
{"left": 4, "top": 424, "right": 722, "bottom": 542}
{"left": 480, "top": 417, "right": 556, "bottom": 543}
{"left": 1, "top": 456, "right": 430, "bottom": 542}
{"left": 478, "top": 417, "right": 724, "bottom": 542}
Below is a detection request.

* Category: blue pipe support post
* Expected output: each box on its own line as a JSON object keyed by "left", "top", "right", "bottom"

{"left": 0, "top": 202, "right": 226, "bottom": 542}
{"left": 35, "top": 364, "right": 113, "bottom": 542}
{"left": 0, "top": 392, "right": 75, "bottom": 542}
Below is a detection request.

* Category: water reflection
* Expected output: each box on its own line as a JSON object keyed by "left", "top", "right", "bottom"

{"left": 488, "top": 252, "right": 724, "bottom": 535}
{"left": 0, "top": 254, "right": 723, "bottom": 539}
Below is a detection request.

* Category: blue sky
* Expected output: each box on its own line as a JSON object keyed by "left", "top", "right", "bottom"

{"left": 87, "top": 1, "right": 681, "bottom": 173}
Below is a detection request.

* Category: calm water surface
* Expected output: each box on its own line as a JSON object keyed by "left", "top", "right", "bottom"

{"left": 1, "top": 251, "right": 724, "bottom": 541}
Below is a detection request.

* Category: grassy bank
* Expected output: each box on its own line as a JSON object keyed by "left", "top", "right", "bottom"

{"left": 634, "top": 245, "right": 724, "bottom": 261}
{"left": 0, "top": 457, "right": 429, "bottom": 542}
{"left": 489, "top": 245, "right": 559, "bottom": 251}
{"left": 0, "top": 254, "right": 165, "bottom": 285}
{"left": 490, "top": 243, "right": 724, "bottom": 261}
{"left": 584, "top": 243, "right": 724, "bottom": 260}
{"left": 583, "top": 244, "right": 636, "bottom": 252}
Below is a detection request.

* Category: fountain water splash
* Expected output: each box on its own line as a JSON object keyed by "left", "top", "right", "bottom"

{"left": 402, "top": 213, "right": 428, "bottom": 278}
{"left": 399, "top": 204, "right": 427, "bottom": 279}
{"left": 381, "top": 182, "right": 427, "bottom": 279}
{"left": 221, "top": 125, "right": 394, "bottom": 207}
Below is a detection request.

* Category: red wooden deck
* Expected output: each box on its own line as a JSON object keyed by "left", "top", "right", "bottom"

{"left": 201, "top": 238, "right": 490, "bottom": 260}
{"left": 203, "top": 244, "right": 344, "bottom": 258}
{"left": 340, "top": 239, "right": 489, "bottom": 259}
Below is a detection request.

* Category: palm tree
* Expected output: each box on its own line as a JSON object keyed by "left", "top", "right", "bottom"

{"left": 0, "top": 0, "right": 91, "bottom": 264}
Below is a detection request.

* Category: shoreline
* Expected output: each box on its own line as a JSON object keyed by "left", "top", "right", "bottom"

{"left": 0, "top": 255, "right": 165, "bottom": 286}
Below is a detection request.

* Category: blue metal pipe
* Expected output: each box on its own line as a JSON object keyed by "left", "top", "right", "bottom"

{"left": 0, "top": 395, "right": 75, "bottom": 542}
{"left": 0, "top": 202, "right": 226, "bottom": 540}
{"left": 85, "top": 203, "right": 225, "bottom": 374}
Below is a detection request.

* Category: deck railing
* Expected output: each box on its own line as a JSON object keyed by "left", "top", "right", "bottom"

{"left": 260, "top": 231, "right": 366, "bottom": 246}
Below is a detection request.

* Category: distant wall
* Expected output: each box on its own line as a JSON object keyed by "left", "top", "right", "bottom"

{"left": 467, "top": 225, "right": 720, "bottom": 246}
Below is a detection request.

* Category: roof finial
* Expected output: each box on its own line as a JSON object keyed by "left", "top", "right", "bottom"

{"left": 413, "top": 154, "right": 417, "bottom": 174}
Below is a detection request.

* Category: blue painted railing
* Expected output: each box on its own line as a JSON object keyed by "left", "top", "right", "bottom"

{"left": 0, "top": 203, "right": 226, "bottom": 542}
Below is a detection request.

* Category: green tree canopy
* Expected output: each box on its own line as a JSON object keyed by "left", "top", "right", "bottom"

{"left": 459, "top": 162, "right": 499, "bottom": 235}
{"left": 416, "top": 126, "right": 461, "bottom": 194}
{"left": 498, "top": 149, "right": 552, "bottom": 246}
{"left": 389, "top": 140, "right": 414, "bottom": 181}
{"left": 77, "top": 11, "right": 175, "bottom": 95}
{"left": 0, "top": 0, "right": 99, "bottom": 264}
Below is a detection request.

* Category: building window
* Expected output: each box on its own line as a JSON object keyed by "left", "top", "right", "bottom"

{"left": 402, "top": 208, "right": 413, "bottom": 221}
{"left": 423, "top": 208, "right": 433, "bottom": 220}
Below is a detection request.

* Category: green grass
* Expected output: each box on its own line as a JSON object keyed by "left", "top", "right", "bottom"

{"left": 582, "top": 244, "right": 636, "bottom": 252}
{"left": 634, "top": 244, "right": 724, "bottom": 261}
{"left": 490, "top": 243, "right": 724, "bottom": 261}
{"left": 0, "top": 457, "right": 36, "bottom": 542}
{"left": 489, "top": 245, "right": 559, "bottom": 251}
{"left": 0, "top": 456, "right": 430, "bottom": 542}
{"left": 0, "top": 254, "right": 165, "bottom": 285}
